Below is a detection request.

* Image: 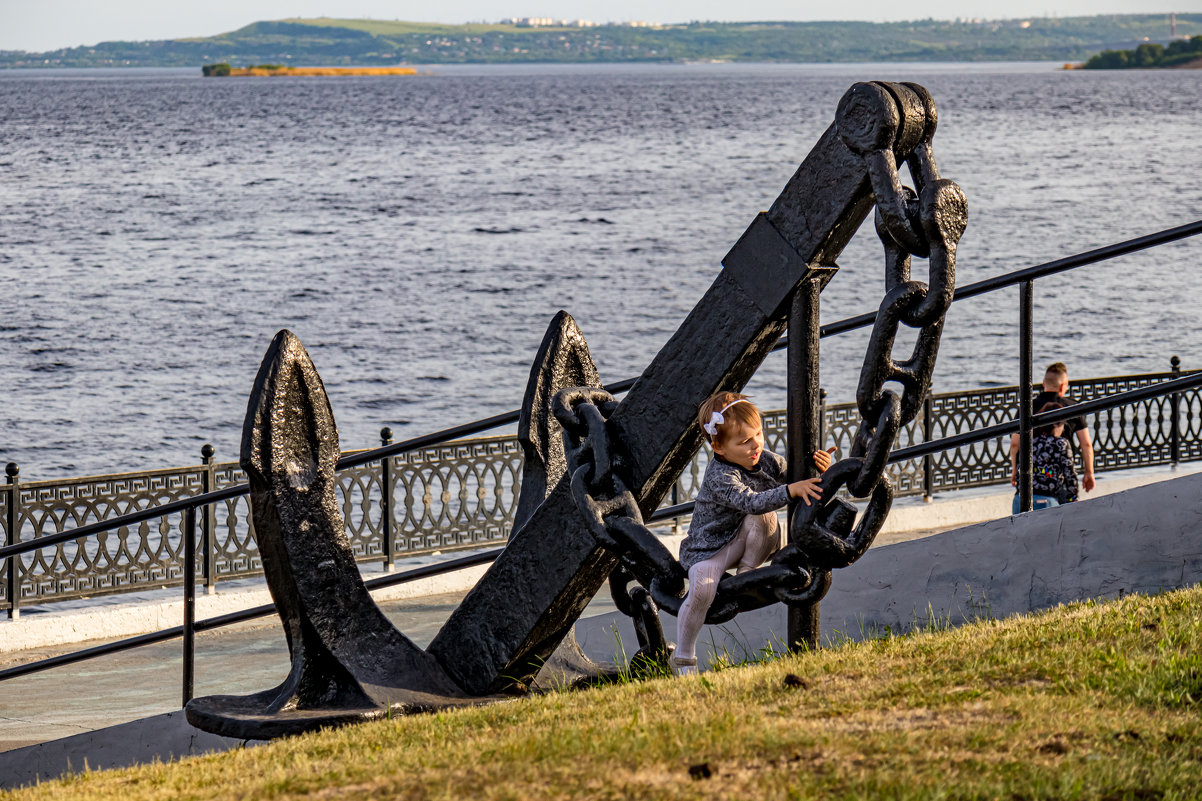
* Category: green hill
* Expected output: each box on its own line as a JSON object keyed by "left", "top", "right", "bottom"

{"left": 3, "top": 14, "right": 1200, "bottom": 68}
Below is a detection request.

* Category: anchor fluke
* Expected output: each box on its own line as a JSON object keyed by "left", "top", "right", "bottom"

{"left": 186, "top": 330, "right": 476, "bottom": 739}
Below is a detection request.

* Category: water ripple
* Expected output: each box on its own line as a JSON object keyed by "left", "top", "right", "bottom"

{"left": 1, "top": 63, "right": 1200, "bottom": 478}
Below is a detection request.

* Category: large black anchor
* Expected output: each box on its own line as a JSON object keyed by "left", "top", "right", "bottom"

{"left": 187, "top": 81, "right": 964, "bottom": 739}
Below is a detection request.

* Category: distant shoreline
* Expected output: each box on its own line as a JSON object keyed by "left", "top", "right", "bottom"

{"left": 4, "top": 14, "right": 1198, "bottom": 69}
{"left": 203, "top": 65, "right": 418, "bottom": 77}
{"left": 0, "top": 62, "right": 1086, "bottom": 77}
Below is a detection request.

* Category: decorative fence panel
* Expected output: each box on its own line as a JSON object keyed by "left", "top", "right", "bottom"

{"left": 210, "top": 462, "right": 259, "bottom": 580}
{"left": 388, "top": 438, "right": 524, "bottom": 554}
{"left": 3, "top": 370, "right": 1199, "bottom": 611}
{"left": 2, "top": 468, "right": 205, "bottom": 607}
{"left": 926, "top": 386, "right": 1022, "bottom": 491}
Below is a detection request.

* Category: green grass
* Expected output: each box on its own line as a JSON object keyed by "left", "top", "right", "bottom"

{"left": 6, "top": 586, "right": 1202, "bottom": 800}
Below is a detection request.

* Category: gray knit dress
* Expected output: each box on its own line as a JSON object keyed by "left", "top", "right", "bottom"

{"left": 677, "top": 451, "right": 790, "bottom": 570}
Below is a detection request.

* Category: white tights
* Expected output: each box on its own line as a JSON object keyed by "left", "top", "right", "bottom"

{"left": 675, "top": 512, "right": 781, "bottom": 664}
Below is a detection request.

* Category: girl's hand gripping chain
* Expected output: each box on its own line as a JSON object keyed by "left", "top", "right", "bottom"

{"left": 787, "top": 446, "right": 837, "bottom": 505}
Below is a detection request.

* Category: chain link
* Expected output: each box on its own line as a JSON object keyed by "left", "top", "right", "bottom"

{"left": 553, "top": 80, "right": 966, "bottom": 632}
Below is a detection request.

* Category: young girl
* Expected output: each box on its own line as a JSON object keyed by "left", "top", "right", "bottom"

{"left": 671, "top": 391, "right": 833, "bottom": 676}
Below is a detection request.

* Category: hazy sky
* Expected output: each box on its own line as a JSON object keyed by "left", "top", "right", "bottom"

{"left": 2, "top": 1, "right": 1197, "bottom": 52}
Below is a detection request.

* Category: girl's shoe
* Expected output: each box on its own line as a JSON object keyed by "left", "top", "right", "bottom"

{"left": 669, "top": 654, "right": 698, "bottom": 676}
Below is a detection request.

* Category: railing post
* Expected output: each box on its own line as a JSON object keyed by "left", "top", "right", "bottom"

{"left": 200, "top": 444, "right": 217, "bottom": 594}
{"left": 1170, "top": 356, "right": 1182, "bottom": 470}
{"left": 787, "top": 275, "right": 824, "bottom": 652}
{"left": 922, "top": 394, "right": 934, "bottom": 502}
{"left": 380, "top": 427, "right": 395, "bottom": 572}
{"left": 670, "top": 483, "right": 680, "bottom": 536}
{"left": 819, "top": 388, "right": 827, "bottom": 450}
{"left": 1018, "top": 281, "right": 1034, "bottom": 513}
{"left": 5, "top": 462, "right": 19, "bottom": 621}
{"left": 183, "top": 506, "right": 196, "bottom": 706}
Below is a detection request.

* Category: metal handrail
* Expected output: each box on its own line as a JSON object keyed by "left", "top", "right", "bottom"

{"left": 647, "top": 368, "right": 1202, "bottom": 522}
{"left": 0, "top": 548, "right": 505, "bottom": 683}
{"left": 5, "top": 219, "right": 1200, "bottom": 563}
{"left": 778, "top": 217, "right": 1202, "bottom": 345}
{"left": 0, "top": 483, "right": 244, "bottom": 561}
{"left": 888, "top": 371, "right": 1202, "bottom": 462}
{"left": 0, "top": 385, "right": 639, "bottom": 563}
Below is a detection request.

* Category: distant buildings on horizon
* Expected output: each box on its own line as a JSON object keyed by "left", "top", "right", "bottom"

{"left": 497, "top": 18, "right": 658, "bottom": 28}
{"left": 954, "top": 18, "right": 1032, "bottom": 27}
{"left": 500, "top": 17, "right": 1044, "bottom": 29}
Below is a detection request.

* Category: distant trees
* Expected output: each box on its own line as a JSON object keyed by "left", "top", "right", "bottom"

{"left": 201, "top": 63, "right": 288, "bottom": 76}
{"left": 1162, "top": 34, "right": 1202, "bottom": 65}
{"left": 1084, "top": 34, "right": 1202, "bottom": 68}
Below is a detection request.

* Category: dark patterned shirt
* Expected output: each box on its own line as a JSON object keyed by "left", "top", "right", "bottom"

{"left": 678, "top": 451, "right": 790, "bottom": 570}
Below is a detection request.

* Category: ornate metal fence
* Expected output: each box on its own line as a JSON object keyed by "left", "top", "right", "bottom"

{"left": 2, "top": 437, "right": 525, "bottom": 609}
{"left": 3, "top": 368, "right": 1199, "bottom": 611}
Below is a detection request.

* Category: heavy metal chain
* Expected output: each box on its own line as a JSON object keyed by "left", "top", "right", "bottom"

{"left": 554, "top": 81, "right": 966, "bottom": 632}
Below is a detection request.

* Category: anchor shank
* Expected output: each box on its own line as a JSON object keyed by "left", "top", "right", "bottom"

{"left": 429, "top": 89, "right": 932, "bottom": 695}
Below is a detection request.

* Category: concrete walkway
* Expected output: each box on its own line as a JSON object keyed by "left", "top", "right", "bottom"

{"left": 1, "top": 464, "right": 1197, "bottom": 788}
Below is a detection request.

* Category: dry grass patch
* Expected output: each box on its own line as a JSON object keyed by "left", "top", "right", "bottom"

{"left": 5, "top": 586, "right": 1202, "bottom": 800}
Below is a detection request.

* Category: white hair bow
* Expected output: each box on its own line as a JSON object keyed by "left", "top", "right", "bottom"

{"left": 702, "top": 411, "right": 725, "bottom": 437}
{"left": 701, "top": 398, "right": 749, "bottom": 437}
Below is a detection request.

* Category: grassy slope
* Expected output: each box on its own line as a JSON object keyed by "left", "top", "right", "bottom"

{"left": 6, "top": 586, "right": 1202, "bottom": 800}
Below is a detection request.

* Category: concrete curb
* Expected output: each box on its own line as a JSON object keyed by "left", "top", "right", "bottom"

{"left": 875, "top": 463, "right": 1197, "bottom": 535}
{"left": 823, "top": 469, "right": 1202, "bottom": 638}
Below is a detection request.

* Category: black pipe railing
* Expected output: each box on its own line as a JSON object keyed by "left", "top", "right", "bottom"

{"left": 1171, "top": 355, "right": 1183, "bottom": 467}
{"left": 182, "top": 507, "right": 196, "bottom": 704}
{"left": 772, "top": 217, "right": 1202, "bottom": 347}
{"left": 1018, "top": 281, "right": 1035, "bottom": 511}
{"left": 0, "top": 483, "right": 244, "bottom": 563}
{"left": 890, "top": 369, "right": 1202, "bottom": 462}
{"left": 0, "top": 547, "right": 504, "bottom": 685}
{"left": 0, "top": 386, "right": 639, "bottom": 568}
{"left": 651, "top": 368, "right": 1202, "bottom": 522}
{"left": 2, "top": 219, "right": 1201, "bottom": 697}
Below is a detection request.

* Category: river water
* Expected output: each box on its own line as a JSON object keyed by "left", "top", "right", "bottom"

{"left": 2, "top": 62, "right": 1200, "bottom": 479}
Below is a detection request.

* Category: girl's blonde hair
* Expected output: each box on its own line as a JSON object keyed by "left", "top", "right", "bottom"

{"left": 697, "top": 391, "right": 761, "bottom": 444}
